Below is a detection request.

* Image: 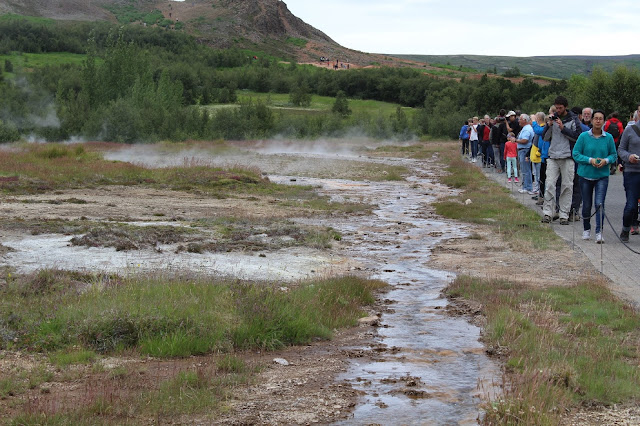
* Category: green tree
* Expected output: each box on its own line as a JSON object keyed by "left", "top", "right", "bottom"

{"left": 504, "top": 66, "right": 521, "bottom": 78}
{"left": 391, "top": 107, "right": 411, "bottom": 140}
{"left": 332, "top": 91, "right": 351, "bottom": 117}
{"left": 289, "top": 83, "right": 312, "bottom": 107}
{"left": 4, "top": 59, "right": 13, "bottom": 73}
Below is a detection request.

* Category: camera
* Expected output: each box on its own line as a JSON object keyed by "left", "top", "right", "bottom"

{"left": 549, "top": 114, "right": 558, "bottom": 121}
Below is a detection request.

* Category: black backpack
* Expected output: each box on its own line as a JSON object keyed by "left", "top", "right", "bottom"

{"left": 606, "top": 121, "right": 620, "bottom": 141}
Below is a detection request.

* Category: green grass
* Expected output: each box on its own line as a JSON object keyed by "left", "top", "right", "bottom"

{"left": 0, "top": 52, "right": 92, "bottom": 75}
{"left": 433, "top": 142, "right": 562, "bottom": 251}
{"left": 0, "top": 143, "right": 344, "bottom": 210}
{"left": 286, "top": 37, "right": 308, "bottom": 48}
{"left": 0, "top": 13, "right": 55, "bottom": 25}
{"left": 431, "top": 63, "right": 477, "bottom": 73}
{"left": 0, "top": 270, "right": 386, "bottom": 357}
{"left": 235, "top": 90, "right": 416, "bottom": 118}
{"left": 447, "top": 276, "right": 640, "bottom": 424}
{"left": 49, "top": 349, "right": 96, "bottom": 367}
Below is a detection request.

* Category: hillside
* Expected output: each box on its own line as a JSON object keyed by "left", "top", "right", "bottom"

{"left": 0, "top": 0, "right": 393, "bottom": 66}
{"left": 394, "top": 54, "right": 640, "bottom": 80}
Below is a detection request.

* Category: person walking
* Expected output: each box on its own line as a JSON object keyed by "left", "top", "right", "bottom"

{"left": 572, "top": 110, "right": 617, "bottom": 243}
{"left": 618, "top": 109, "right": 640, "bottom": 242}
{"left": 541, "top": 96, "right": 583, "bottom": 225}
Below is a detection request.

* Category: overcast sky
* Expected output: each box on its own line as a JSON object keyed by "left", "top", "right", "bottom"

{"left": 283, "top": 0, "right": 639, "bottom": 57}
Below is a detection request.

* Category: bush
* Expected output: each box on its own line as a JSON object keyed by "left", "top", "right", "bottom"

{"left": 332, "top": 91, "right": 351, "bottom": 117}
{"left": 0, "top": 119, "right": 20, "bottom": 143}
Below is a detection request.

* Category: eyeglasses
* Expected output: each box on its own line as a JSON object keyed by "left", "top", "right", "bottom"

{"left": 592, "top": 116, "right": 605, "bottom": 121}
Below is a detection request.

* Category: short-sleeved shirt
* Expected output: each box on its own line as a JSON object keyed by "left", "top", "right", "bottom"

{"left": 517, "top": 124, "right": 534, "bottom": 150}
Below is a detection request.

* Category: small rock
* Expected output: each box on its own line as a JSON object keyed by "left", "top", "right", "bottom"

{"left": 465, "top": 199, "right": 473, "bottom": 205}
{"left": 273, "top": 358, "right": 289, "bottom": 366}
{"left": 358, "top": 315, "right": 380, "bottom": 326}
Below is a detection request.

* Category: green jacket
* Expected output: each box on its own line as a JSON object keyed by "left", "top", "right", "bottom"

{"left": 572, "top": 130, "right": 617, "bottom": 180}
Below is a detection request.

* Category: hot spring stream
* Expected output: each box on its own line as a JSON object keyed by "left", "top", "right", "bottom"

{"left": 268, "top": 152, "right": 499, "bottom": 425}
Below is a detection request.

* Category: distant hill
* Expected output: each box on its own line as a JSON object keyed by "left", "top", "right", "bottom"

{"left": 393, "top": 54, "right": 640, "bottom": 80}
{"left": 0, "top": 0, "right": 389, "bottom": 66}
{"left": 2, "top": 1, "right": 636, "bottom": 78}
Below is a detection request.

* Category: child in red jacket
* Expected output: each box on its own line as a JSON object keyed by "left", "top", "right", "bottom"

{"left": 504, "top": 133, "right": 519, "bottom": 183}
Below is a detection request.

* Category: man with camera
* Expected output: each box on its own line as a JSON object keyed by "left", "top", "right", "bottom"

{"left": 541, "top": 96, "right": 583, "bottom": 225}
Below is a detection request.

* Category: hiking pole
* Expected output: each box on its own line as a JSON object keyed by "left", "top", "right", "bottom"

{"left": 600, "top": 207, "right": 604, "bottom": 274}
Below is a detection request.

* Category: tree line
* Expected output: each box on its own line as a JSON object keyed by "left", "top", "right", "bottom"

{"left": 1, "top": 18, "right": 639, "bottom": 143}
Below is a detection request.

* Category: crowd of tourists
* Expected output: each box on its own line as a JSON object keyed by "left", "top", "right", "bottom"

{"left": 459, "top": 96, "right": 640, "bottom": 244}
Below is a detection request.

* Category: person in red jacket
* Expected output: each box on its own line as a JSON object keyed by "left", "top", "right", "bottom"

{"left": 604, "top": 112, "right": 624, "bottom": 175}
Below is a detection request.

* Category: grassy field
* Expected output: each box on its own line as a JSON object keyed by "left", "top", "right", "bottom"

{"left": 0, "top": 52, "right": 91, "bottom": 74}
{"left": 235, "top": 90, "right": 416, "bottom": 119}
{"left": 0, "top": 272, "right": 385, "bottom": 422}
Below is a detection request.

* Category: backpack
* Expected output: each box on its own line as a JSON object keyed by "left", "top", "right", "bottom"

{"left": 606, "top": 121, "right": 620, "bottom": 141}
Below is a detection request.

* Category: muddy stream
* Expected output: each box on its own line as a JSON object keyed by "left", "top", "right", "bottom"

{"left": 1, "top": 144, "right": 499, "bottom": 424}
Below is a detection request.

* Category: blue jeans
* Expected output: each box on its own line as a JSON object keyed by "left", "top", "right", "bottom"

{"left": 470, "top": 140, "right": 479, "bottom": 158}
{"left": 580, "top": 176, "right": 608, "bottom": 234}
{"left": 506, "top": 157, "right": 518, "bottom": 178}
{"left": 518, "top": 149, "right": 533, "bottom": 191}
{"left": 532, "top": 162, "right": 541, "bottom": 192}
{"left": 623, "top": 172, "right": 640, "bottom": 230}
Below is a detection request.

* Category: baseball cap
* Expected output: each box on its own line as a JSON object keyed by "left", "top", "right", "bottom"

{"left": 506, "top": 111, "right": 516, "bottom": 117}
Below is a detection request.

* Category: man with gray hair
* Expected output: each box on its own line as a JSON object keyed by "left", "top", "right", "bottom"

{"left": 515, "top": 114, "right": 535, "bottom": 194}
{"left": 581, "top": 107, "right": 593, "bottom": 131}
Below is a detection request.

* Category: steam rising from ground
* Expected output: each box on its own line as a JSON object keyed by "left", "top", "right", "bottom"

{"left": 102, "top": 138, "right": 412, "bottom": 173}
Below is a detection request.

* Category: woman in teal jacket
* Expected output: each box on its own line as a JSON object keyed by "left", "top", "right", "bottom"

{"left": 572, "top": 110, "right": 618, "bottom": 243}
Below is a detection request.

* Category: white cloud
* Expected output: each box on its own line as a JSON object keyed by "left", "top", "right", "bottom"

{"left": 283, "top": 0, "right": 640, "bottom": 56}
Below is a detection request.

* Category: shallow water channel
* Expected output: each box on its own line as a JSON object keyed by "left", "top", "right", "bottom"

{"left": 267, "top": 155, "right": 499, "bottom": 425}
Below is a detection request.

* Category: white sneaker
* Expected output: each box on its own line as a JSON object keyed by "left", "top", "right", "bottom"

{"left": 472, "top": 158, "right": 476, "bottom": 163}
{"left": 582, "top": 230, "right": 591, "bottom": 240}
{"left": 596, "top": 233, "right": 604, "bottom": 244}
{"left": 518, "top": 189, "right": 527, "bottom": 193}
